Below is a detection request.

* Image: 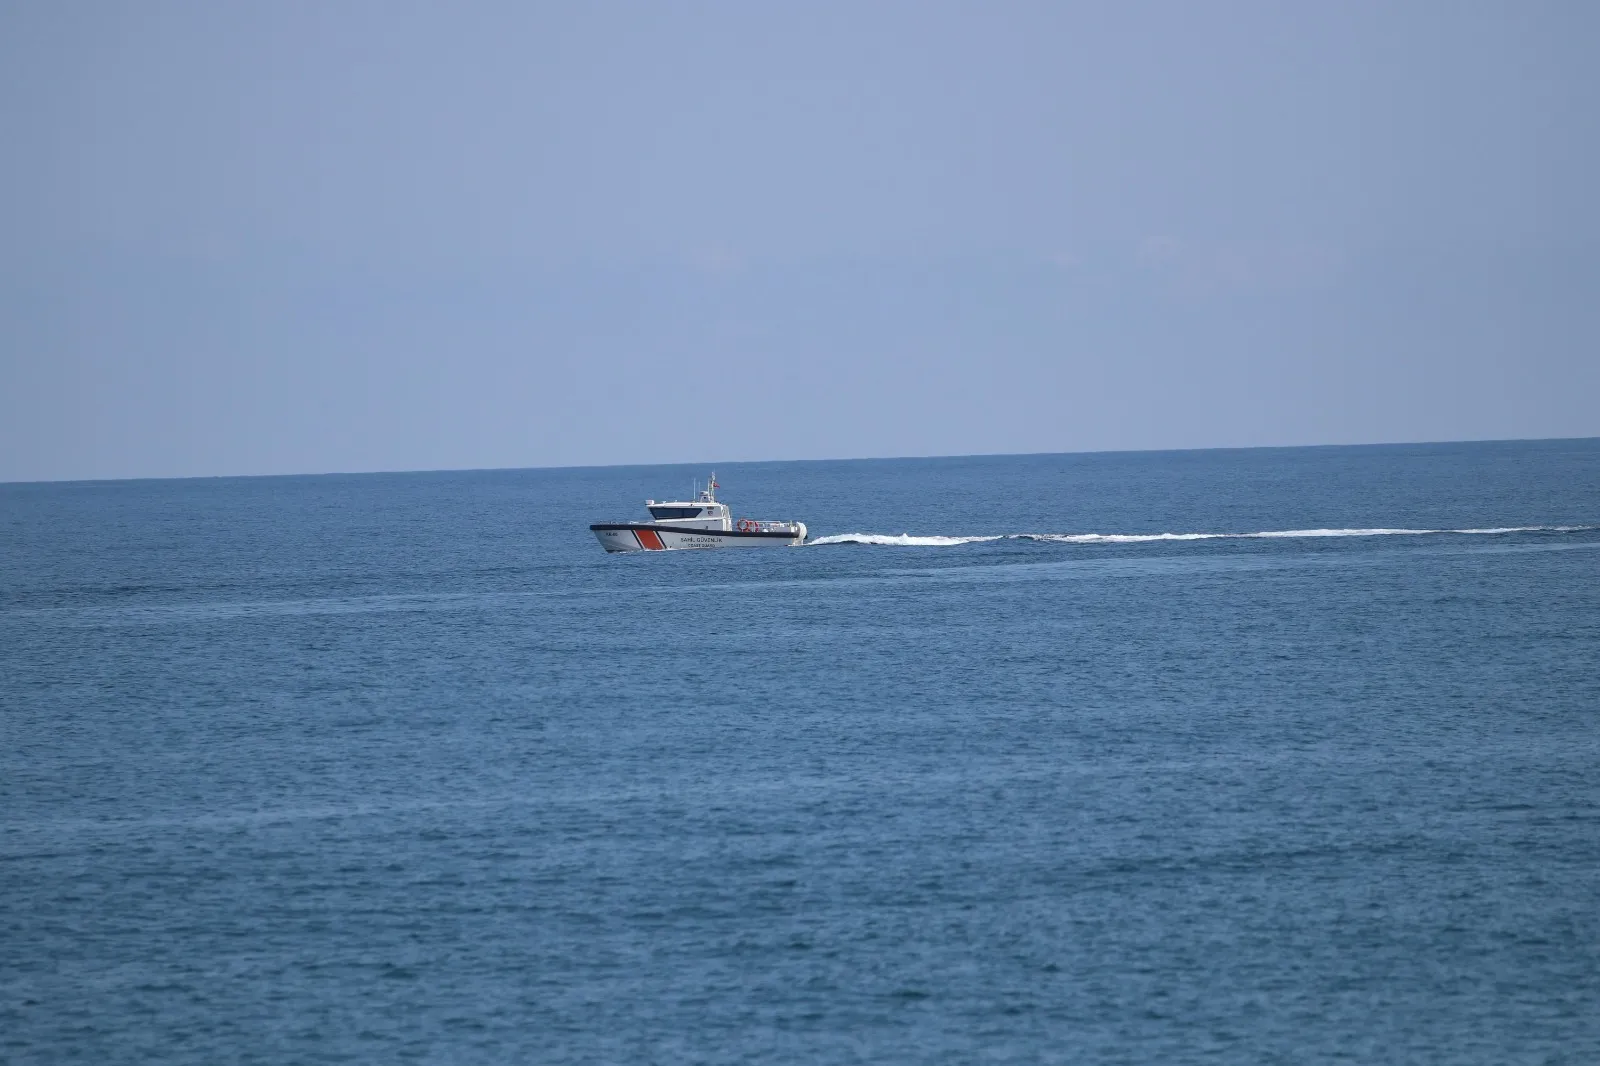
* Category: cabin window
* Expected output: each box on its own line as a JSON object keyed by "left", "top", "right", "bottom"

{"left": 649, "top": 507, "right": 703, "bottom": 519}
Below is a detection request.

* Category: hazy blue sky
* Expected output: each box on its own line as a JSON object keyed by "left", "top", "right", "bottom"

{"left": 2, "top": 1, "right": 1596, "bottom": 481}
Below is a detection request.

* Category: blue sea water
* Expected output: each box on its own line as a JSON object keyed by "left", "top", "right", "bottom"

{"left": 3, "top": 439, "right": 1599, "bottom": 1064}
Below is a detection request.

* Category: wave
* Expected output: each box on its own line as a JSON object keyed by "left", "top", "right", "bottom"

{"left": 807, "top": 525, "right": 1592, "bottom": 547}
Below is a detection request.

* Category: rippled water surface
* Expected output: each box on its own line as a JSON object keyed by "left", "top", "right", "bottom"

{"left": 4, "top": 440, "right": 1599, "bottom": 1064}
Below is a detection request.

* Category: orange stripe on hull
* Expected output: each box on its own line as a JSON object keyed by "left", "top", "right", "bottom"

{"left": 635, "top": 529, "right": 665, "bottom": 550}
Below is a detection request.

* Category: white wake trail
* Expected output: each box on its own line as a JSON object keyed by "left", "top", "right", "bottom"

{"left": 809, "top": 525, "right": 1591, "bottom": 547}
{"left": 806, "top": 533, "right": 1005, "bottom": 547}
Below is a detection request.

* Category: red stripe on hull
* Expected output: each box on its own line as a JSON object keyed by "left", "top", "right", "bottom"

{"left": 635, "top": 529, "right": 665, "bottom": 550}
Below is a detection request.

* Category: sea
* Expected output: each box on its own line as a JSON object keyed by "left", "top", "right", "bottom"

{"left": 3, "top": 439, "right": 1599, "bottom": 1064}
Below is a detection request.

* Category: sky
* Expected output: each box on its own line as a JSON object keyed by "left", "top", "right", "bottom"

{"left": 1, "top": 1, "right": 1596, "bottom": 482}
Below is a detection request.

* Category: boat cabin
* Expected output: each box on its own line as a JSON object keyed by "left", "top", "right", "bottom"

{"left": 645, "top": 480, "right": 731, "bottom": 530}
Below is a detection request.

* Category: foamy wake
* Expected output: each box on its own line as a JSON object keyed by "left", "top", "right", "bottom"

{"left": 808, "top": 533, "right": 1007, "bottom": 547}
{"left": 807, "top": 526, "right": 1590, "bottom": 547}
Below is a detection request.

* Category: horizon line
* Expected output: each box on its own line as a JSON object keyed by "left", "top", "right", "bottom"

{"left": 5, "top": 434, "right": 1598, "bottom": 489}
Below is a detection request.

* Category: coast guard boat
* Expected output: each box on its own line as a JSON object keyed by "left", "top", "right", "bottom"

{"left": 591, "top": 475, "right": 808, "bottom": 552}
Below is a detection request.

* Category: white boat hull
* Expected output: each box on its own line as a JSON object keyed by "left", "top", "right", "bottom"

{"left": 591, "top": 523, "right": 807, "bottom": 552}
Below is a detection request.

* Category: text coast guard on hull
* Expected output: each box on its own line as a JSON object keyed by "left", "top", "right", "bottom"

{"left": 590, "top": 474, "right": 808, "bottom": 552}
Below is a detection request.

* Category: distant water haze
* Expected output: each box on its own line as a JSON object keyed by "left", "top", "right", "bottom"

{"left": 1, "top": 2, "right": 1596, "bottom": 481}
